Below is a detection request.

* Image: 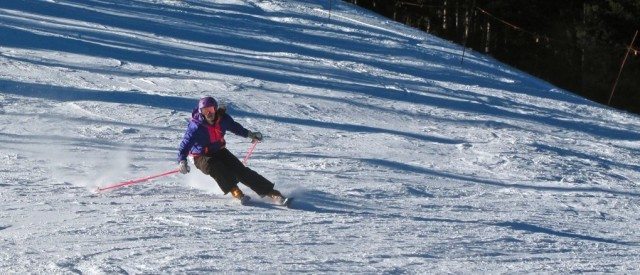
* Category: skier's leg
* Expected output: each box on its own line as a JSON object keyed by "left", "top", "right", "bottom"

{"left": 193, "top": 155, "right": 211, "bottom": 175}
{"left": 218, "top": 148, "right": 275, "bottom": 196}
{"left": 193, "top": 155, "right": 238, "bottom": 194}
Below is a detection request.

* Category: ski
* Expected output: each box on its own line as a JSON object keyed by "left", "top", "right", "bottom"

{"left": 235, "top": 196, "right": 293, "bottom": 208}
{"left": 280, "top": 197, "right": 294, "bottom": 208}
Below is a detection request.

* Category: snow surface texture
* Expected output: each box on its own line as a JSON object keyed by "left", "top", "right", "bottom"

{"left": 1, "top": 0, "right": 640, "bottom": 273}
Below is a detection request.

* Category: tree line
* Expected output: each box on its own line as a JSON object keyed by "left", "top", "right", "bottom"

{"left": 342, "top": 0, "right": 640, "bottom": 114}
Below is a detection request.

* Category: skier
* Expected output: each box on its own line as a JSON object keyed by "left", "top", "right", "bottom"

{"left": 177, "top": 96, "right": 288, "bottom": 205}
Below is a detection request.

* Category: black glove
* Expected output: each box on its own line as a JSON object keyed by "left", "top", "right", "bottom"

{"left": 248, "top": 131, "right": 263, "bottom": 142}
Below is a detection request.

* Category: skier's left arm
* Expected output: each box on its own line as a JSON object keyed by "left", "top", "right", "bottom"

{"left": 224, "top": 114, "right": 263, "bottom": 141}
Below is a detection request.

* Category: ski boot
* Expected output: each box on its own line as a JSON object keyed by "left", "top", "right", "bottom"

{"left": 266, "top": 189, "right": 292, "bottom": 207}
{"left": 230, "top": 186, "right": 250, "bottom": 205}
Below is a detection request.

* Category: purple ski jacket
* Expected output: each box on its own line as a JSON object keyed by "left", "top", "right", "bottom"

{"left": 177, "top": 107, "right": 249, "bottom": 162}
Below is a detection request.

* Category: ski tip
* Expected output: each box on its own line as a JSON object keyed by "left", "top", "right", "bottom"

{"left": 282, "top": 197, "right": 294, "bottom": 208}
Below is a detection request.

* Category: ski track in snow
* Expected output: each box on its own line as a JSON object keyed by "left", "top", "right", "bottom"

{"left": 1, "top": 0, "right": 640, "bottom": 273}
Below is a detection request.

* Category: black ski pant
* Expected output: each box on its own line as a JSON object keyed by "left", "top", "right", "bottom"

{"left": 193, "top": 148, "right": 274, "bottom": 196}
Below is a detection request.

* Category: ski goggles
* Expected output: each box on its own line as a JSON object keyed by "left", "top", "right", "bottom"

{"left": 201, "top": 106, "right": 216, "bottom": 115}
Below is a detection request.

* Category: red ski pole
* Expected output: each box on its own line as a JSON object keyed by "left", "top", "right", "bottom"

{"left": 96, "top": 168, "right": 180, "bottom": 192}
{"left": 242, "top": 140, "right": 259, "bottom": 165}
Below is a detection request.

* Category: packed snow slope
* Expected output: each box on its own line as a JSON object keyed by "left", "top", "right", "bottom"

{"left": 2, "top": 0, "right": 640, "bottom": 273}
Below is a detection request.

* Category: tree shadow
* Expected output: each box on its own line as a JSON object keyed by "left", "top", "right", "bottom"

{"left": 492, "top": 221, "right": 633, "bottom": 245}
{"left": 1, "top": 111, "right": 178, "bottom": 133}
{"left": 254, "top": 84, "right": 531, "bottom": 134}
{"left": 532, "top": 142, "right": 640, "bottom": 173}
{"left": 287, "top": 189, "right": 372, "bottom": 215}
{"left": 0, "top": 79, "right": 194, "bottom": 110}
{"left": 275, "top": 152, "right": 640, "bottom": 198}
{"left": 411, "top": 216, "right": 634, "bottom": 245}
{"left": 233, "top": 108, "right": 464, "bottom": 144}
{"left": 1, "top": 54, "right": 202, "bottom": 80}
{"left": 361, "top": 157, "right": 640, "bottom": 198}
{"left": 0, "top": 132, "right": 174, "bottom": 154}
